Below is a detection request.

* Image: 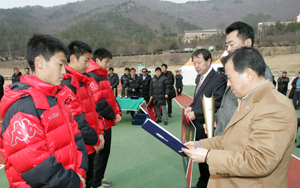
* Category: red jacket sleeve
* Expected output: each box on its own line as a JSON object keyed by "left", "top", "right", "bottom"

{"left": 2, "top": 112, "right": 82, "bottom": 187}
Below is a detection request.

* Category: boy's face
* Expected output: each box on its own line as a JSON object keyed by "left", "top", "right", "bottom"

{"left": 109, "top": 69, "right": 113, "bottom": 75}
{"left": 125, "top": 70, "right": 129, "bottom": 75}
{"left": 38, "top": 52, "right": 67, "bottom": 85}
{"left": 97, "top": 57, "right": 110, "bottom": 70}
{"left": 161, "top": 66, "right": 167, "bottom": 73}
{"left": 70, "top": 52, "right": 90, "bottom": 73}
{"left": 155, "top": 70, "right": 162, "bottom": 77}
{"left": 176, "top": 71, "right": 179, "bottom": 75}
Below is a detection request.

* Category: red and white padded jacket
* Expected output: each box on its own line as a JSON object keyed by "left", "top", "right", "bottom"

{"left": 86, "top": 59, "right": 122, "bottom": 130}
{"left": 0, "top": 75, "right": 88, "bottom": 188}
{"left": 63, "top": 65, "right": 105, "bottom": 154}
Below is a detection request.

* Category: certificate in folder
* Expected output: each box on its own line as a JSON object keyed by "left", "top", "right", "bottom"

{"left": 142, "top": 118, "right": 188, "bottom": 157}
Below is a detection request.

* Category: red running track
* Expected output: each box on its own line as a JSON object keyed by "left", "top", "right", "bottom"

{"left": 174, "top": 91, "right": 300, "bottom": 188}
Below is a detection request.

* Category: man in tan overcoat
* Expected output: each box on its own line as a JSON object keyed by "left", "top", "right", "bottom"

{"left": 182, "top": 47, "right": 297, "bottom": 188}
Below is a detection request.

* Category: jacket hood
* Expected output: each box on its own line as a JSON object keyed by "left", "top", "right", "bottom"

{"left": 0, "top": 75, "right": 60, "bottom": 118}
{"left": 65, "top": 65, "right": 89, "bottom": 84}
{"left": 86, "top": 59, "right": 108, "bottom": 77}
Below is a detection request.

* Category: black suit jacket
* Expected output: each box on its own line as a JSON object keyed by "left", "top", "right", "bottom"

{"left": 189, "top": 68, "right": 227, "bottom": 140}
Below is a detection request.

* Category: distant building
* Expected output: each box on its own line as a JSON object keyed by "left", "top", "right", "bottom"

{"left": 183, "top": 29, "right": 222, "bottom": 43}
{"left": 294, "top": 13, "right": 300, "bottom": 23}
{"left": 257, "top": 21, "right": 293, "bottom": 32}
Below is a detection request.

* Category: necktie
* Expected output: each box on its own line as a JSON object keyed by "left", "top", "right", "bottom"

{"left": 195, "top": 76, "right": 204, "bottom": 94}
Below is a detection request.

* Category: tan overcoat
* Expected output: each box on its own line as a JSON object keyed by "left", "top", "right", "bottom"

{"left": 201, "top": 82, "right": 297, "bottom": 188}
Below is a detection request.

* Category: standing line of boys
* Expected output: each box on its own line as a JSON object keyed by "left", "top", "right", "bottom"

{"left": 0, "top": 35, "right": 122, "bottom": 188}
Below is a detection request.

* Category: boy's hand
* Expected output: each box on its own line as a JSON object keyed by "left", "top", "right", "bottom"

{"left": 114, "top": 114, "right": 122, "bottom": 125}
{"left": 99, "top": 134, "right": 105, "bottom": 150}
{"left": 77, "top": 173, "right": 86, "bottom": 188}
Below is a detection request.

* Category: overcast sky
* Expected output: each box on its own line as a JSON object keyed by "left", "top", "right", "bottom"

{"left": 0, "top": 0, "right": 201, "bottom": 9}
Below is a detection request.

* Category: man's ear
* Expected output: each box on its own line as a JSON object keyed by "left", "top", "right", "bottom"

{"left": 208, "top": 58, "right": 212, "bottom": 65}
{"left": 245, "top": 68, "right": 254, "bottom": 81}
{"left": 245, "top": 38, "right": 252, "bottom": 47}
{"left": 69, "top": 54, "right": 77, "bottom": 65}
{"left": 34, "top": 56, "right": 44, "bottom": 70}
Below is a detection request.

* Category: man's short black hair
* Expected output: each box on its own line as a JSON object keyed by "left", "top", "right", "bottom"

{"left": 282, "top": 71, "right": 287, "bottom": 74}
{"left": 142, "top": 68, "right": 148, "bottom": 72}
{"left": 191, "top": 49, "right": 212, "bottom": 63}
{"left": 14, "top": 68, "right": 19, "bottom": 71}
{"left": 130, "top": 68, "right": 136, "bottom": 71}
{"left": 161, "top": 64, "right": 168, "bottom": 68}
{"left": 155, "top": 67, "right": 161, "bottom": 72}
{"left": 124, "top": 67, "right": 130, "bottom": 71}
{"left": 92, "top": 48, "right": 112, "bottom": 62}
{"left": 67, "top": 41, "right": 92, "bottom": 62}
{"left": 225, "top": 21, "right": 254, "bottom": 47}
{"left": 24, "top": 67, "right": 30, "bottom": 71}
{"left": 26, "top": 34, "right": 68, "bottom": 72}
{"left": 221, "top": 47, "right": 266, "bottom": 77}
{"left": 108, "top": 67, "right": 114, "bottom": 71}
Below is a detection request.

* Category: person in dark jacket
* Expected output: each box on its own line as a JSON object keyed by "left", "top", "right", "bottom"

{"left": 140, "top": 68, "right": 152, "bottom": 103}
{"left": 107, "top": 67, "right": 119, "bottom": 96}
{"left": 150, "top": 67, "right": 170, "bottom": 125}
{"left": 11, "top": 68, "right": 22, "bottom": 84}
{"left": 161, "top": 64, "right": 176, "bottom": 117}
{"left": 175, "top": 70, "right": 183, "bottom": 96}
{"left": 277, "top": 71, "right": 290, "bottom": 96}
{"left": 289, "top": 72, "right": 300, "bottom": 110}
{"left": 124, "top": 68, "right": 142, "bottom": 97}
{"left": 121, "top": 67, "right": 130, "bottom": 97}
{"left": 0, "top": 75, "right": 4, "bottom": 100}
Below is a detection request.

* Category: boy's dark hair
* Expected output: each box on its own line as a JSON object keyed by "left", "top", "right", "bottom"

{"left": 142, "top": 68, "right": 148, "bottom": 72}
{"left": 130, "top": 68, "right": 136, "bottom": 71}
{"left": 124, "top": 67, "right": 130, "bottom": 71}
{"left": 108, "top": 67, "right": 114, "bottom": 71}
{"left": 282, "top": 71, "right": 287, "bottom": 74}
{"left": 225, "top": 21, "right": 254, "bottom": 47}
{"left": 67, "top": 41, "right": 92, "bottom": 62}
{"left": 92, "top": 48, "right": 112, "bottom": 62}
{"left": 26, "top": 34, "right": 68, "bottom": 72}
{"left": 155, "top": 67, "right": 162, "bottom": 72}
{"left": 221, "top": 47, "right": 266, "bottom": 77}
{"left": 161, "top": 64, "right": 168, "bottom": 68}
{"left": 24, "top": 67, "right": 30, "bottom": 71}
{"left": 14, "top": 68, "right": 19, "bottom": 71}
{"left": 191, "top": 49, "right": 212, "bottom": 64}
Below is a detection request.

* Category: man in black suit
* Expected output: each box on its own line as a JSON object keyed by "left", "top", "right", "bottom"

{"left": 140, "top": 68, "right": 152, "bottom": 104}
{"left": 185, "top": 49, "right": 227, "bottom": 188}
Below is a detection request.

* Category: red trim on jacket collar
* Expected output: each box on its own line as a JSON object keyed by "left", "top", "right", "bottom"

{"left": 86, "top": 59, "right": 108, "bottom": 77}
{"left": 65, "top": 65, "right": 89, "bottom": 84}
{"left": 21, "top": 75, "right": 61, "bottom": 97}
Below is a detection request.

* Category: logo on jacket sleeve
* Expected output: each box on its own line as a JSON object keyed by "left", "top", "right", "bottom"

{"left": 11, "top": 118, "right": 44, "bottom": 147}
{"left": 89, "top": 81, "right": 99, "bottom": 91}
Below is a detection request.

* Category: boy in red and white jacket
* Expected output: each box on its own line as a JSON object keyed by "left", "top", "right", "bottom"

{"left": 0, "top": 34, "right": 88, "bottom": 188}
{"left": 86, "top": 48, "right": 122, "bottom": 188}
{"left": 62, "top": 41, "right": 106, "bottom": 188}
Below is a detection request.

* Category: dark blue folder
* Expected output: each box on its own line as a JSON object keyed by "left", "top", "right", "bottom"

{"left": 142, "top": 118, "right": 188, "bottom": 157}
